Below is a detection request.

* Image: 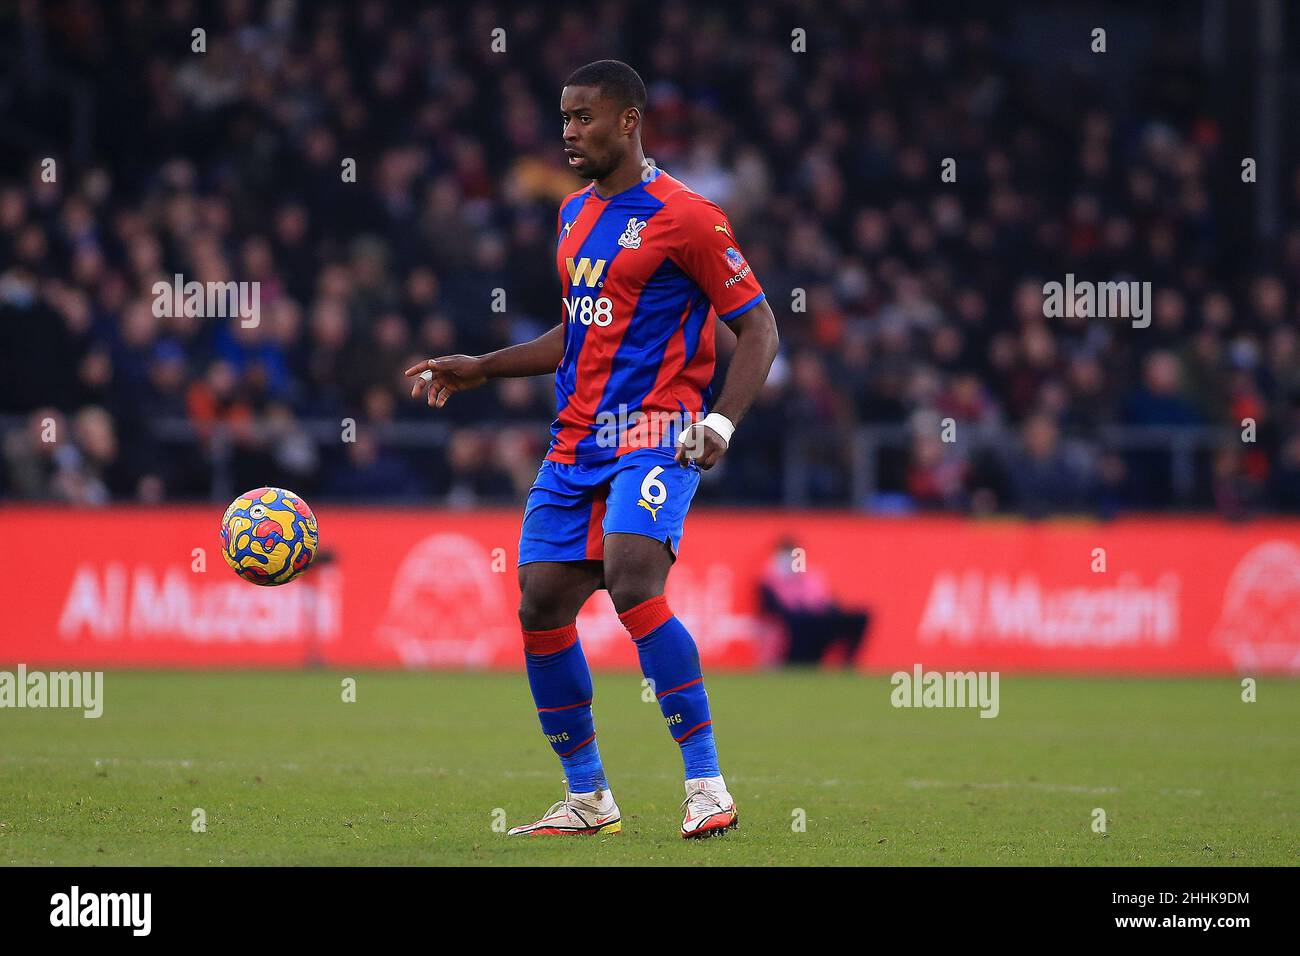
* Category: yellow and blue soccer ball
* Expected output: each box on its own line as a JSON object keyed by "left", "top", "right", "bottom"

{"left": 219, "top": 487, "right": 319, "bottom": 586}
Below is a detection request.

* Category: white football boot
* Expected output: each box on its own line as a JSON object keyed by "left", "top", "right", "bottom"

{"left": 680, "top": 776, "right": 739, "bottom": 839}
{"left": 507, "top": 782, "right": 622, "bottom": 836}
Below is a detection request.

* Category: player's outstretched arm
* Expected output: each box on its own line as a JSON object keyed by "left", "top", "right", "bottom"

{"left": 404, "top": 323, "right": 565, "bottom": 408}
{"left": 676, "top": 298, "right": 780, "bottom": 469}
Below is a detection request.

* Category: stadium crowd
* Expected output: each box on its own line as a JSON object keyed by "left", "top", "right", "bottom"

{"left": 3, "top": 0, "right": 1300, "bottom": 514}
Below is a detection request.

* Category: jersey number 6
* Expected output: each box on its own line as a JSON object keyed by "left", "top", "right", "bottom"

{"left": 640, "top": 466, "right": 668, "bottom": 505}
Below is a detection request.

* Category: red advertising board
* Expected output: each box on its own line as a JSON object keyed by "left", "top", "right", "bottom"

{"left": 1, "top": 508, "right": 1298, "bottom": 673}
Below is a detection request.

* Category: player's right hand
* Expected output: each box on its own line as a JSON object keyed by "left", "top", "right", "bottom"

{"left": 404, "top": 355, "right": 488, "bottom": 408}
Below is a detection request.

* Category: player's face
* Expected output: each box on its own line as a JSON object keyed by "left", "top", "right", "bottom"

{"left": 560, "top": 85, "right": 631, "bottom": 181}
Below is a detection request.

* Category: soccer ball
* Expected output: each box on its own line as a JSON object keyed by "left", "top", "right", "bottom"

{"left": 219, "top": 487, "right": 318, "bottom": 586}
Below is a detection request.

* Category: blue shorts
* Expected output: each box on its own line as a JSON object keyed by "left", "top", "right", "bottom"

{"left": 518, "top": 448, "right": 701, "bottom": 566}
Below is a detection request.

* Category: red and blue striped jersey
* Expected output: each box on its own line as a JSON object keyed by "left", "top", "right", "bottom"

{"left": 547, "top": 168, "right": 766, "bottom": 463}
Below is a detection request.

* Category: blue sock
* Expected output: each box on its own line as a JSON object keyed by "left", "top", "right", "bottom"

{"left": 620, "top": 596, "right": 721, "bottom": 780}
{"left": 523, "top": 625, "right": 607, "bottom": 792}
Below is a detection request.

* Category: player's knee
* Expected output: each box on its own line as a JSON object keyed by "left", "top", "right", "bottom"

{"left": 520, "top": 585, "right": 586, "bottom": 633}
{"left": 518, "top": 594, "right": 560, "bottom": 633}
{"left": 606, "top": 579, "right": 661, "bottom": 616}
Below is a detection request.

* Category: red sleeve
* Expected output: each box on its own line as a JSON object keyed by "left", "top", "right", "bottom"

{"left": 670, "top": 195, "right": 766, "bottom": 321}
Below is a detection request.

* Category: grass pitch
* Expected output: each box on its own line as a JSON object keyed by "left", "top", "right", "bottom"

{"left": 2, "top": 671, "right": 1297, "bottom": 866}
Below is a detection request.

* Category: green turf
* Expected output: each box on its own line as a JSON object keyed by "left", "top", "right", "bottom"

{"left": 1, "top": 671, "right": 1297, "bottom": 865}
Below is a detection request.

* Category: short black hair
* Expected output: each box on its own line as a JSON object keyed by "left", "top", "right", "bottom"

{"left": 564, "top": 59, "right": 646, "bottom": 113}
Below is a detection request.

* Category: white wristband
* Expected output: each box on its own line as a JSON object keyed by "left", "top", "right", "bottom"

{"left": 683, "top": 412, "right": 734, "bottom": 446}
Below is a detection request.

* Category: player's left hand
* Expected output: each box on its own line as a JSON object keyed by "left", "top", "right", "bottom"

{"left": 675, "top": 423, "right": 728, "bottom": 470}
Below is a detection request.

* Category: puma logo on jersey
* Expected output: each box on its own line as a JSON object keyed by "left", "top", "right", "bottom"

{"left": 562, "top": 221, "right": 574, "bottom": 238}
{"left": 637, "top": 499, "right": 662, "bottom": 521}
{"left": 714, "top": 223, "right": 731, "bottom": 237}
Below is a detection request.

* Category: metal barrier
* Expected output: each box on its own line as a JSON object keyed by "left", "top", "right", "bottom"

{"left": 0, "top": 414, "right": 1251, "bottom": 509}
{"left": 843, "top": 424, "right": 1237, "bottom": 509}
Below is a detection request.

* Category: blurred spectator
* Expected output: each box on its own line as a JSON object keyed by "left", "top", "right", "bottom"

{"left": 1270, "top": 435, "right": 1300, "bottom": 512}
{"left": 1123, "top": 352, "right": 1202, "bottom": 428}
{"left": 321, "top": 431, "right": 420, "bottom": 500}
{"left": 4, "top": 409, "right": 70, "bottom": 500}
{"left": 906, "top": 429, "right": 968, "bottom": 511}
{"left": 445, "top": 430, "right": 515, "bottom": 506}
{"left": 1003, "top": 413, "right": 1095, "bottom": 518}
{"left": 759, "top": 539, "right": 871, "bottom": 668}
{"left": 1212, "top": 445, "right": 1264, "bottom": 521}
